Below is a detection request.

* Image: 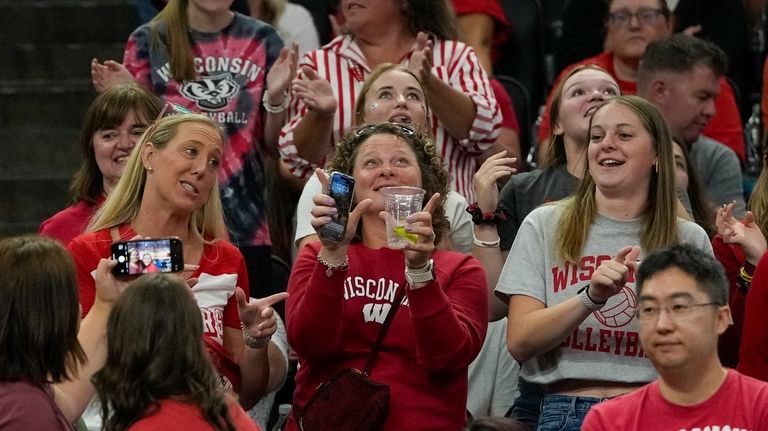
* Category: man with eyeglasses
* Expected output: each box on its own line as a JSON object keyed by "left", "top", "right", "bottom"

{"left": 536, "top": 0, "right": 744, "bottom": 163}
{"left": 582, "top": 244, "right": 768, "bottom": 430}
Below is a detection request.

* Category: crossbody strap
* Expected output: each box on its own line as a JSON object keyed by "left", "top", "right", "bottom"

{"left": 363, "top": 286, "right": 407, "bottom": 375}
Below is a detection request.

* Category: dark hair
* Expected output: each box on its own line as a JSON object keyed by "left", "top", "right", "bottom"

{"left": 94, "top": 274, "right": 236, "bottom": 431}
{"left": 638, "top": 34, "right": 728, "bottom": 92}
{"left": 673, "top": 138, "right": 715, "bottom": 237}
{"left": 329, "top": 122, "right": 450, "bottom": 244}
{"left": 400, "top": 0, "right": 458, "bottom": 40}
{"left": 0, "top": 235, "right": 86, "bottom": 385}
{"left": 71, "top": 84, "right": 163, "bottom": 203}
{"left": 637, "top": 243, "right": 728, "bottom": 305}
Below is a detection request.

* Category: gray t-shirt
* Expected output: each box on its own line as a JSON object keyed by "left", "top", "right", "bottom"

{"left": 689, "top": 135, "right": 745, "bottom": 218}
{"left": 495, "top": 204, "right": 712, "bottom": 385}
{"left": 498, "top": 165, "right": 578, "bottom": 250}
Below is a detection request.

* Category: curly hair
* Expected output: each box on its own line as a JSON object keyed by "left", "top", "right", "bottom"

{"left": 328, "top": 122, "right": 450, "bottom": 244}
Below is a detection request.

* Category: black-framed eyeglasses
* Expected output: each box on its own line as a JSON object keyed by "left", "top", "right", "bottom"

{"left": 353, "top": 122, "right": 416, "bottom": 139}
{"left": 608, "top": 8, "right": 665, "bottom": 28}
{"left": 635, "top": 301, "right": 722, "bottom": 322}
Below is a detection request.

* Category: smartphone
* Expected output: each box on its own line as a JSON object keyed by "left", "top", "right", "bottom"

{"left": 111, "top": 238, "right": 184, "bottom": 276}
{"left": 318, "top": 172, "right": 356, "bottom": 243}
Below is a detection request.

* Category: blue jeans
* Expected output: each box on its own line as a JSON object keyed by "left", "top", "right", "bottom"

{"left": 536, "top": 395, "right": 604, "bottom": 431}
{"left": 507, "top": 378, "right": 545, "bottom": 429}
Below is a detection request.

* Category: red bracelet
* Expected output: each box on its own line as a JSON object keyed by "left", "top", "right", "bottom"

{"left": 466, "top": 203, "right": 507, "bottom": 225}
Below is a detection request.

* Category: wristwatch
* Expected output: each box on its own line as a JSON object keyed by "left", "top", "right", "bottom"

{"left": 405, "top": 259, "right": 435, "bottom": 286}
{"left": 577, "top": 284, "right": 606, "bottom": 311}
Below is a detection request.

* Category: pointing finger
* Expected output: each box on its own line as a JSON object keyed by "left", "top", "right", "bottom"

{"left": 422, "top": 193, "right": 441, "bottom": 215}
{"left": 613, "top": 245, "right": 637, "bottom": 264}
{"left": 256, "top": 291, "right": 289, "bottom": 308}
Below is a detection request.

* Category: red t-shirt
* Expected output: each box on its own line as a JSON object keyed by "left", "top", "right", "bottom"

{"left": 38, "top": 195, "right": 106, "bottom": 246}
{"left": 538, "top": 52, "right": 745, "bottom": 161}
{"left": 738, "top": 251, "right": 768, "bottom": 382}
{"left": 582, "top": 369, "right": 768, "bottom": 430}
{"left": 127, "top": 398, "right": 261, "bottom": 431}
{"left": 67, "top": 225, "right": 247, "bottom": 344}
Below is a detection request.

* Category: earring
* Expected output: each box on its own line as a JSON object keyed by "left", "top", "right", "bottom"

{"left": 147, "top": 166, "right": 154, "bottom": 172}
{"left": 654, "top": 162, "right": 658, "bottom": 174}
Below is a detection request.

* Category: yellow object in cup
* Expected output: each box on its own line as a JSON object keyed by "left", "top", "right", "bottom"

{"left": 393, "top": 226, "right": 418, "bottom": 243}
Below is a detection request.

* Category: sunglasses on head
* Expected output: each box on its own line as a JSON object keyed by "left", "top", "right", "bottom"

{"left": 353, "top": 122, "right": 416, "bottom": 139}
{"left": 144, "top": 102, "right": 196, "bottom": 138}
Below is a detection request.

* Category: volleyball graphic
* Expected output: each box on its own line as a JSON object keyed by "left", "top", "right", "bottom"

{"left": 594, "top": 285, "right": 637, "bottom": 328}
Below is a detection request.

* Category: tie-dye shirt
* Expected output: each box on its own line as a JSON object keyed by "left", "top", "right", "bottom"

{"left": 123, "top": 13, "right": 283, "bottom": 246}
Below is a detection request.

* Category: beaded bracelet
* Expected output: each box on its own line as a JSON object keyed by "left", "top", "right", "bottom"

{"left": 241, "top": 324, "right": 270, "bottom": 349}
{"left": 466, "top": 203, "right": 507, "bottom": 226}
{"left": 262, "top": 90, "right": 290, "bottom": 114}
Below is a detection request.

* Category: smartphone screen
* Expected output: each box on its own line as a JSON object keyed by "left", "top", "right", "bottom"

{"left": 318, "top": 172, "right": 355, "bottom": 243}
{"left": 111, "top": 238, "right": 184, "bottom": 276}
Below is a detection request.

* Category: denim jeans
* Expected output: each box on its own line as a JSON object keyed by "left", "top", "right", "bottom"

{"left": 536, "top": 394, "right": 604, "bottom": 431}
{"left": 507, "top": 378, "right": 545, "bottom": 429}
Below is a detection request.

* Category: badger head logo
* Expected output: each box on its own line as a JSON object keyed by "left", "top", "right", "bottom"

{"left": 179, "top": 73, "right": 239, "bottom": 111}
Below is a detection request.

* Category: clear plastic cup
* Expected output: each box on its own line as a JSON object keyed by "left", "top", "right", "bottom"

{"left": 381, "top": 186, "right": 426, "bottom": 249}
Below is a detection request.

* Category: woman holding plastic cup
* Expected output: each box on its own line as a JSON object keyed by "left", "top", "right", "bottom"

{"left": 285, "top": 122, "right": 488, "bottom": 430}
{"left": 293, "top": 63, "right": 477, "bottom": 253}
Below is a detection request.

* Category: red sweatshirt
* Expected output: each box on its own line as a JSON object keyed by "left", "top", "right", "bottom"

{"left": 285, "top": 243, "right": 488, "bottom": 431}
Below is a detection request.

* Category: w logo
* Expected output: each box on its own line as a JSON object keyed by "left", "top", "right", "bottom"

{"left": 362, "top": 303, "right": 392, "bottom": 324}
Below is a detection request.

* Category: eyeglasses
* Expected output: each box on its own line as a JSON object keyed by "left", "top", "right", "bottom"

{"left": 144, "top": 102, "right": 195, "bottom": 138}
{"left": 635, "top": 301, "right": 722, "bottom": 322}
{"left": 353, "top": 122, "right": 416, "bottom": 139}
{"left": 608, "top": 8, "right": 665, "bottom": 28}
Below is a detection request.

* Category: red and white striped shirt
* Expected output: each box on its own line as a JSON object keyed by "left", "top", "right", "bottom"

{"left": 278, "top": 35, "right": 501, "bottom": 202}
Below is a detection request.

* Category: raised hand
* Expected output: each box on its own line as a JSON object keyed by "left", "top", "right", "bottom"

{"left": 718, "top": 203, "right": 767, "bottom": 265}
{"left": 91, "top": 58, "right": 135, "bottom": 93}
{"left": 311, "top": 169, "right": 372, "bottom": 250}
{"left": 396, "top": 192, "right": 441, "bottom": 268}
{"left": 408, "top": 32, "right": 434, "bottom": 84}
{"left": 236, "top": 288, "right": 289, "bottom": 346}
{"left": 474, "top": 151, "right": 517, "bottom": 212}
{"left": 291, "top": 66, "right": 337, "bottom": 115}
{"left": 93, "top": 258, "right": 131, "bottom": 305}
{"left": 589, "top": 245, "right": 641, "bottom": 303}
{"left": 265, "top": 42, "right": 299, "bottom": 104}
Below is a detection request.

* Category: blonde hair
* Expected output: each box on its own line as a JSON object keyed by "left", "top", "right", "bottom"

{"left": 556, "top": 96, "right": 679, "bottom": 262}
{"left": 354, "top": 63, "right": 431, "bottom": 128}
{"left": 750, "top": 157, "right": 768, "bottom": 238}
{"left": 151, "top": 0, "right": 196, "bottom": 81}
{"left": 88, "top": 114, "right": 228, "bottom": 244}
